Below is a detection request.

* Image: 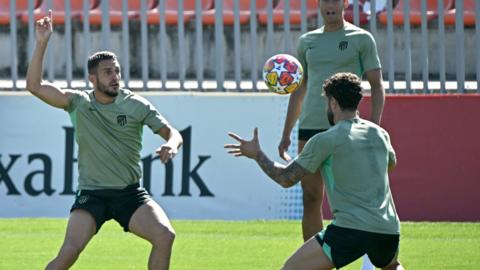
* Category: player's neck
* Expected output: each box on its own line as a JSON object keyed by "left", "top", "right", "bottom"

{"left": 335, "top": 110, "right": 358, "bottom": 123}
{"left": 324, "top": 19, "right": 345, "bottom": 32}
{"left": 93, "top": 90, "right": 115, "bottom": 104}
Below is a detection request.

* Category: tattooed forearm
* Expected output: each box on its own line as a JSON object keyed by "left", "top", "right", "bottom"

{"left": 255, "top": 151, "right": 307, "bottom": 188}
{"left": 256, "top": 151, "right": 283, "bottom": 181}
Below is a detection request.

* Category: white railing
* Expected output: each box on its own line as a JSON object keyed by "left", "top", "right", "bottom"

{"left": 2, "top": 0, "right": 479, "bottom": 93}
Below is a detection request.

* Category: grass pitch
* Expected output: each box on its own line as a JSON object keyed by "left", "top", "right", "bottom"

{"left": 0, "top": 219, "right": 478, "bottom": 269}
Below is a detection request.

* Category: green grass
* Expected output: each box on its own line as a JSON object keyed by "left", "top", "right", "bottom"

{"left": 0, "top": 219, "right": 479, "bottom": 269}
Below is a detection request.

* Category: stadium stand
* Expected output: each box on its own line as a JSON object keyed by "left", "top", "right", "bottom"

{"left": 444, "top": 0, "right": 476, "bottom": 26}
{"left": 344, "top": 0, "right": 369, "bottom": 25}
{"left": 378, "top": 0, "right": 454, "bottom": 25}
{"left": 0, "top": 0, "right": 477, "bottom": 92}
{"left": 0, "top": 0, "right": 41, "bottom": 25}
{"left": 20, "top": 0, "right": 99, "bottom": 24}
{"left": 362, "top": 0, "right": 387, "bottom": 14}
{"left": 147, "top": 0, "right": 213, "bottom": 25}
{"left": 258, "top": 0, "right": 318, "bottom": 25}
{"left": 202, "top": 0, "right": 267, "bottom": 25}
{"left": 86, "top": 0, "right": 158, "bottom": 25}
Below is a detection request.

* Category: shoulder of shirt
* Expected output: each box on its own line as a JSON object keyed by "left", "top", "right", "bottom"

{"left": 70, "top": 89, "right": 92, "bottom": 94}
{"left": 355, "top": 118, "right": 389, "bottom": 134}
{"left": 121, "top": 89, "right": 152, "bottom": 105}
{"left": 344, "top": 22, "right": 374, "bottom": 37}
{"left": 358, "top": 117, "right": 380, "bottom": 128}
{"left": 300, "top": 26, "right": 325, "bottom": 39}
{"left": 317, "top": 120, "right": 355, "bottom": 141}
{"left": 69, "top": 89, "right": 92, "bottom": 100}
{"left": 309, "top": 124, "right": 342, "bottom": 144}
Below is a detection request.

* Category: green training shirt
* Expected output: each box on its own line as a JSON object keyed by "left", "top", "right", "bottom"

{"left": 294, "top": 117, "right": 400, "bottom": 235}
{"left": 65, "top": 89, "right": 168, "bottom": 190}
{"left": 297, "top": 23, "right": 381, "bottom": 130}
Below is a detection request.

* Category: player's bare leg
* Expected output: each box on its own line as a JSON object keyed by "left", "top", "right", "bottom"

{"left": 129, "top": 200, "right": 175, "bottom": 270}
{"left": 299, "top": 139, "right": 325, "bottom": 241}
{"left": 45, "top": 209, "right": 96, "bottom": 270}
{"left": 281, "top": 236, "right": 335, "bottom": 270}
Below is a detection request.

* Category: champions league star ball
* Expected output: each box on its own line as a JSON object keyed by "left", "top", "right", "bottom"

{"left": 262, "top": 54, "right": 304, "bottom": 95}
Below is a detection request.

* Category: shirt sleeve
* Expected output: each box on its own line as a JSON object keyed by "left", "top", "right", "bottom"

{"left": 360, "top": 31, "right": 382, "bottom": 73}
{"left": 296, "top": 34, "right": 308, "bottom": 80}
{"left": 383, "top": 130, "right": 397, "bottom": 166}
{"left": 64, "top": 90, "right": 88, "bottom": 113}
{"left": 294, "top": 134, "right": 332, "bottom": 174}
{"left": 142, "top": 101, "right": 169, "bottom": 133}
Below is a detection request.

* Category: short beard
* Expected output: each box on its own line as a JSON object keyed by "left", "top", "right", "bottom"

{"left": 96, "top": 76, "right": 118, "bottom": 98}
{"left": 102, "top": 87, "right": 118, "bottom": 98}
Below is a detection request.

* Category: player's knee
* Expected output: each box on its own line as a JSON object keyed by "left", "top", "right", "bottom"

{"left": 152, "top": 226, "right": 176, "bottom": 247}
{"left": 165, "top": 227, "right": 176, "bottom": 243}
{"left": 49, "top": 243, "right": 82, "bottom": 269}
{"left": 61, "top": 242, "right": 84, "bottom": 259}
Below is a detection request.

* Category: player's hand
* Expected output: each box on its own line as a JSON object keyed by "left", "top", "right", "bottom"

{"left": 155, "top": 144, "right": 178, "bottom": 163}
{"left": 278, "top": 135, "right": 292, "bottom": 161}
{"left": 35, "top": 10, "right": 53, "bottom": 43}
{"left": 225, "top": 128, "right": 261, "bottom": 160}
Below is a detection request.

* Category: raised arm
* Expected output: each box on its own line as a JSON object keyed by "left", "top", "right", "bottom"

{"left": 226, "top": 128, "right": 310, "bottom": 188}
{"left": 365, "top": 68, "right": 385, "bottom": 125}
{"left": 26, "top": 10, "right": 72, "bottom": 109}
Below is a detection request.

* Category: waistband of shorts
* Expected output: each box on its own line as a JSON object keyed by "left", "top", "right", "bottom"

{"left": 77, "top": 182, "right": 141, "bottom": 195}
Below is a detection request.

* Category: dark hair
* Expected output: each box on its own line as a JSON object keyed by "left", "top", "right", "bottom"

{"left": 323, "top": 72, "right": 363, "bottom": 111}
{"left": 87, "top": 51, "right": 118, "bottom": 75}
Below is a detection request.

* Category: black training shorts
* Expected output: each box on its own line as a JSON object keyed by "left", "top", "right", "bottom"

{"left": 298, "top": 128, "right": 328, "bottom": 141}
{"left": 71, "top": 183, "right": 152, "bottom": 232}
{"left": 315, "top": 224, "right": 400, "bottom": 269}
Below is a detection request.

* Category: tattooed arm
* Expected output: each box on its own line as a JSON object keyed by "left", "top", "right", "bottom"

{"left": 255, "top": 151, "right": 309, "bottom": 188}
{"left": 225, "top": 128, "right": 311, "bottom": 188}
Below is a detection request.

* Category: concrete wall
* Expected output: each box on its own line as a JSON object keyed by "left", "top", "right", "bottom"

{"left": 0, "top": 23, "right": 477, "bottom": 81}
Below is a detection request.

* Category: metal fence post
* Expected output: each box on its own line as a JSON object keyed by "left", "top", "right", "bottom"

{"left": 9, "top": 0, "right": 17, "bottom": 90}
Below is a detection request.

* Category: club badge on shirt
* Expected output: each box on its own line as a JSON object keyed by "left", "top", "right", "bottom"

{"left": 117, "top": 115, "right": 127, "bottom": 126}
{"left": 338, "top": 41, "right": 349, "bottom": 51}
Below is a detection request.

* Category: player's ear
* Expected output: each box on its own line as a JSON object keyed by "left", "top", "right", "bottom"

{"left": 88, "top": 73, "right": 96, "bottom": 85}
{"left": 331, "top": 97, "right": 340, "bottom": 110}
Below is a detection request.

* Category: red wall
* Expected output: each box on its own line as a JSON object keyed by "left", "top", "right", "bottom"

{"left": 349, "top": 94, "right": 480, "bottom": 221}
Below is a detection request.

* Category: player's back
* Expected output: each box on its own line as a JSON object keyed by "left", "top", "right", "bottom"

{"left": 323, "top": 117, "right": 400, "bottom": 234}
{"left": 333, "top": 117, "right": 392, "bottom": 194}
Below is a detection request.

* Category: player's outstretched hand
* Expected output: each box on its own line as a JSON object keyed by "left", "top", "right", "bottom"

{"left": 35, "top": 9, "right": 53, "bottom": 43}
{"left": 225, "top": 128, "right": 261, "bottom": 160}
{"left": 155, "top": 144, "right": 178, "bottom": 164}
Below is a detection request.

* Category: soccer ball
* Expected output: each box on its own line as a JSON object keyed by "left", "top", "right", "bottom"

{"left": 262, "top": 54, "right": 304, "bottom": 95}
